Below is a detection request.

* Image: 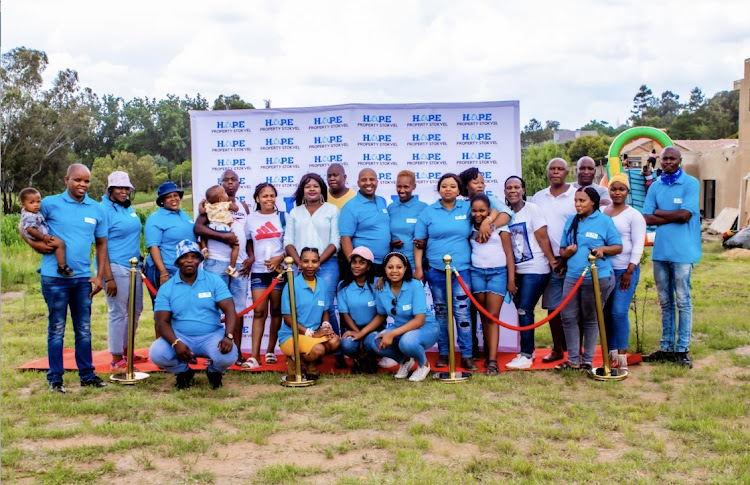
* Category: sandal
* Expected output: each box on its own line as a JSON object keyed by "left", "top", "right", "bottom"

{"left": 265, "top": 353, "right": 277, "bottom": 365}
{"left": 580, "top": 363, "right": 593, "bottom": 371}
{"left": 129, "top": 353, "right": 149, "bottom": 362}
{"left": 110, "top": 359, "right": 139, "bottom": 372}
{"left": 235, "top": 356, "right": 247, "bottom": 367}
{"left": 554, "top": 361, "right": 580, "bottom": 371}
{"left": 485, "top": 360, "right": 499, "bottom": 375}
{"left": 241, "top": 357, "right": 261, "bottom": 370}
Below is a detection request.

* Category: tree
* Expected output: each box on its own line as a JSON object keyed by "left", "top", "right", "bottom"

{"left": 521, "top": 118, "right": 556, "bottom": 148}
{"left": 212, "top": 94, "right": 254, "bottom": 110}
{"left": 578, "top": 119, "right": 628, "bottom": 137}
{"left": 521, "top": 142, "right": 569, "bottom": 195}
{"left": 1, "top": 47, "right": 94, "bottom": 212}
{"left": 656, "top": 90, "right": 682, "bottom": 125}
{"left": 89, "top": 151, "right": 166, "bottom": 199}
{"left": 630, "top": 84, "right": 657, "bottom": 125}
{"left": 687, "top": 87, "right": 704, "bottom": 113}
{"left": 567, "top": 135, "right": 611, "bottom": 166}
{"left": 171, "top": 160, "right": 192, "bottom": 188}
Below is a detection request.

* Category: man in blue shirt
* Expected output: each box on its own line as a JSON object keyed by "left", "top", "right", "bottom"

{"left": 21, "top": 164, "right": 109, "bottom": 393}
{"left": 339, "top": 168, "right": 391, "bottom": 273}
{"left": 149, "top": 240, "right": 238, "bottom": 389}
{"left": 642, "top": 147, "right": 702, "bottom": 368}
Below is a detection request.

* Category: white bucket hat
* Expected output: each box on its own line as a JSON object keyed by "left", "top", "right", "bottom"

{"left": 107, "top": 171, "right": 135, "bottom": 192}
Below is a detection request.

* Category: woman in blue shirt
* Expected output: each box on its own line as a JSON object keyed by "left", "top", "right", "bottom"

{"left": 556, "top": 187, "right": 622, "bottom": 371}
{"left": 413, "top": 173, "right": 476, "bottom": 370}
{"left": 280, "top": 247, "right": 341, "bottom": 380}
{"left": 361, "top": 252, "right": 439, "bottom": 382}
{"left": 144, "top": 182, "right": 195, "bottom": 303}
{"left": 388, "top": 170, "right": 427, "bottom": 268}
{"left": 101, "top": 172, "right": 145, "bottom": 372}
{"left": 338, "top": 246, "right": 380, "bottom": 374}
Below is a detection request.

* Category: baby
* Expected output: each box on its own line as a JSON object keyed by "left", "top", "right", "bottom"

{"left": 19, "top": 187, "right": 74, "bottom": 276}
{"left": 199, "top": 185, "right": 240, "bottom": 277}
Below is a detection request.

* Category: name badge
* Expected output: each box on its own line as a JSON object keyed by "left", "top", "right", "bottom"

{"left": 402, "top": 304, "right": 412, "bottom": 311}
{"left": 198, "top": 292, "right": 212, "bottom": 298}
{"left": 130, "top": 212, "right": 138, "bottom": 217}
{"left": 367, "top": 301, "right": 376, "bottom": 307}
{"left": 317, "top": 300, "right": 325, "bottom": 307}
{"left": 84, "top": 217, "right": 96, "bottom": 224}
{"left": 455, "top": 215, "right": 467, "bottom": 220}
{"left": 585, "top": 232, "right": 599, "bottom": 239}
{"left": 382, "top": 208, "right": 388, "bottom": 213}
{"left": 406, "top": 218, "right": 417, "bottom": 223}
{"left": 673, "top": 198, "right": 683, "bottom": 204}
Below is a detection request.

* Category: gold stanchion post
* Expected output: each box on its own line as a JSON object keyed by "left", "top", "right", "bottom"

{"left": 111, "top": 257, "right": 150, "bottom": 384}
{"left": 587, "top": 253, "right": 627, "bottom": 381}
{"left": 281, "top": 256, "right": 315, "bottom": 387}
{"left": 434, "top": 254, "right": 471, "bottom": 382}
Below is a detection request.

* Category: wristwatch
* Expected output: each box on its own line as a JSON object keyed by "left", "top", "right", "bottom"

{"left": 225, "top": 333, "right": 233, "bottom": 340}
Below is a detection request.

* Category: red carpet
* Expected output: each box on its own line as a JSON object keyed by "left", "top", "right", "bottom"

{"left": 17, "top": 347, "right": 641, "bottom": 374}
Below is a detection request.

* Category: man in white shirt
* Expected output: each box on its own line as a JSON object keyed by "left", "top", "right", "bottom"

{"left": 530, "top": 158, "right": 576, "bottom": 363}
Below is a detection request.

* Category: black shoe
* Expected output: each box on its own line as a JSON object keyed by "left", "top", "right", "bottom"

{"left": 363, "top": 355, "right": 379, "bottom": 374}
{"left": 676, "top": 352, "right": 693, "bottom": 369}
{"left": 206, "top": 371, "right": 223, "bottom": 389}
{"left": 435, "top": 355, "right": 449, "bottom": 368}
{"left": 175, "top": 369, "right": 195, "bottom": 390}
{"left": 81, "top": 376, "right": 107, "bottom": 388}
{"left": 334, "top": 354, "right": 348, "bottom": 369}
{"left": 50, "top": 382, "right": 66, "bottom": 394}
{"left": 351, "top": 358, "right": 363, "bottom": 375}
{"left": 460, "top": 357, "right": 478, "bottom": 371}
{"left": 643, "top": 350, "right": 677, "bottom": 363}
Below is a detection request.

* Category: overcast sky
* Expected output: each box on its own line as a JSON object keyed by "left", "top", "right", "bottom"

{"left": 3, "top": 0, "right": 749, "bottom": 129}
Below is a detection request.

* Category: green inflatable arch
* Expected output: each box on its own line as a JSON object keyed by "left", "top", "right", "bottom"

{"left": 607, "top": 127, "right": 674, "bottom": 178}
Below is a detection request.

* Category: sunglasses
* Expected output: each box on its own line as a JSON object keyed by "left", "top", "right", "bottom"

{"left": 391, "top": 298, "right": 398, "bottom": 315}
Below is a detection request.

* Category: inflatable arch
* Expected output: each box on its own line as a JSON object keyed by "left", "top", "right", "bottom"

{"left": 606, "top": 127, "right": 674, "bottom": 178}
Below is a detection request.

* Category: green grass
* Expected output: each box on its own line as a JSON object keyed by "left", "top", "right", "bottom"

{"left": 1, "top": 241, "right": 749, "bottom": 483}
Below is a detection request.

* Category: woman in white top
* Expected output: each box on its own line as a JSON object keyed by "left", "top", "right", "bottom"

{"left": 243, "top": 182, "right": 287, "bottom": 369}
{"left": 284, "top": 173, "right": 342, "bottom": 350}
{"left": 602, "top": 173, "right": 646, "bottom": 371}
{"left": 468, "top": 194, "right": 515, "bottom": 375}
{"left": 503, "top": 176, "right": 558, "bottom": 370}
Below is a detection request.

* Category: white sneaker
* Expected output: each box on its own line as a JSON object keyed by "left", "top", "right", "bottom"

{"left": 394, "top": 358, "right": 415, "bottom": 379}
{"left": 378, "top": 357, "right": 398, "bottom": 368}
{"left": 505, "top": 355, "right": 533, "bottom": 370}
{"left": 408, "top": 363, "right": 431, "bottom": 382}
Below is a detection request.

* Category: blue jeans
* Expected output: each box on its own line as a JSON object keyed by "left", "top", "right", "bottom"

{"left": 340, "top": 332, "right": 365, "bottom": 358}
{"left": 653, "top": 261, "right": 693, "bottom": 352}
{"left": 425, "top": 268, "right": 472, "bottom": 357}
{"left": 364, "top": 325, "right": 440, "bottom": 367}
{"left": 41, "top": 276, "right": 96, "bottom": 384}
{"left": 149, "top": 328, "right": 237, "bottom": 374}
{"left": 515, "top": 272, "right": 550, "bottom": 358}
{"left": 105, "top": 263, "right": 144, "bottom": 355}
{"left": 202, "top": 258, "right": 249, "bottom": 314}
{"left": 604, "top": 266, "right": 640, "bottom": 351}
{"left": 561, "top": 275, "right": 615, "bottom": 364}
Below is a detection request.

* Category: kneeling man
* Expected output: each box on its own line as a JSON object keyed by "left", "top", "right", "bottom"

{"left": 150, "top": 240, "right": 238, "bottom": 389}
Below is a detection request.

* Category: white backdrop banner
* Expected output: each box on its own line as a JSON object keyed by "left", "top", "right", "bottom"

{"left": 190, "top": 101, "right": 522, "bottom": 354}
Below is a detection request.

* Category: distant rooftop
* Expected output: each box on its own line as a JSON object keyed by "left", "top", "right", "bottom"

{"left": 621, "top": 137, "right": 737, "bottom": 153}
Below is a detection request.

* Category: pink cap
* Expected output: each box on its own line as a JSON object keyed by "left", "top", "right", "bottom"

{"left": 350, "top": 246, "right": 374, "bottom": 263}
{"left": 107, "top": 171, "right": 135, "bottom": 192}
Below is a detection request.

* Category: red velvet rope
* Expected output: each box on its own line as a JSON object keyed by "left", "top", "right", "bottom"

{"left": 454, "top": 268, "right": 589, "bottom": 331}
{"left": 140, "top": 270, "right": 282, "bottom": 320}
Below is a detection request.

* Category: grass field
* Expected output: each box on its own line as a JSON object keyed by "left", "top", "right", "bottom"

{"left": 1, "top": 241, "right": 749, "bottom": 484}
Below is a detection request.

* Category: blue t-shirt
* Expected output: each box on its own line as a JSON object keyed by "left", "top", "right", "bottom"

{"left": 144, "top": 207, "right": 196, "bottom": 273}
{"left": 387, "top": 197, "right": 428, "bottom": 268}
{"left": 375, "top": 279, "right": 438, "bottom": 331}
{"left": 414, "top": 199, "right": 473, "bottom": 271}
{"left": 39, "top": 191, "right": 107, "bottom": 278}
{"left": 560, "top": 210, "right": 622, "bottom": 280}
{"left": 153, "top": 269, "right": 233, "bottom": 337}
{"left": 279, "top": 273, "right": 330, "bottom": 345}
{"left": 339, "top": 192, "right": 391, "bottom": 264}
{"left": 337, "top": 280, "right": 378, "bottom": 328}
{"left": 101, "top": 197, "right": 142, "bottom": 267}
{"left": 642, "top": 173, "right": 702, "bottom": 264}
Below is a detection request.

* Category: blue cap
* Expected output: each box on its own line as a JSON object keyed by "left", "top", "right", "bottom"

{"left": 174, "top": 239, "right": 204, "bottom": 264}
{"left": 156, "top": 182, "right": 184, "bottom": 207}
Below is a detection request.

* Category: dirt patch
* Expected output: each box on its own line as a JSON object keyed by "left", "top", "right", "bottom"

{"left": 734, "top": 345, "right": 750, "bottom": 356}
{"left": 1, "top": 290, "right": 25, "bottom": 302}
{"left": 717, "top": 248, "right": 750, "bottom": 260}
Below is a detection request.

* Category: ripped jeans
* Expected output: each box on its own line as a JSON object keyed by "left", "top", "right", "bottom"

{"left": 425, "top": 268, "right": 472, "bottom": 357}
